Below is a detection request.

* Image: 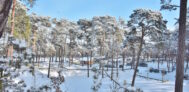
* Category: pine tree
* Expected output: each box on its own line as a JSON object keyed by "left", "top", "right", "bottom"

{"left": 128, "top": 9, "right": 167, "bottom": 86}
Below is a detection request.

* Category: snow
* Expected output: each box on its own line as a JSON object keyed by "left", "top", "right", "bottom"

{"left": 1, "top": 57, "right": 189, "bottom": 92}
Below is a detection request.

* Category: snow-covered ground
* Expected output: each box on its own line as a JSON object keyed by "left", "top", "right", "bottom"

{"left": 2, "top": 59, "right": 189, "bottom": 92}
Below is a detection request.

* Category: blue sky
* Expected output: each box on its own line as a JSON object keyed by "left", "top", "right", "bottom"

{"left": 29, "top": 0, "right": 180, "bottom": 29}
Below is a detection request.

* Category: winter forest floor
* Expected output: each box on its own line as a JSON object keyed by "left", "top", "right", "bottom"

{"left": 0, "top": 58, "right": 189, "bottom": 92}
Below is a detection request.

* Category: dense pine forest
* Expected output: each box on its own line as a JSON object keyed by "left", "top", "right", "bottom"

{"left": 0, "top": 0, "right": 189, "bottom": 92}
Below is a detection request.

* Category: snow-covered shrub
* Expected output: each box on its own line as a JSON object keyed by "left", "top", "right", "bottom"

{"left": 91, "top": 67, "right": 102, "bottom": 92}
{"left": 39, "top": 85, "right": 51, "bottom": 92}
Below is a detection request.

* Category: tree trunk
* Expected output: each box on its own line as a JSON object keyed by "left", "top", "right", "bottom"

{"left": 62, "top": 46, "right": 65, "bottom": 66}
{"left": 36, "top": 50, "right": 38, "bottom": 63}
{"left": 38, "top": 51, "right": 41, "bottom": 67}
{"left": 111, "top": 53, "right": 114, "bottom": 80}
{"left": 167, "top": 60, "right": 170, "bottom": 72}
{"left": 187, "top": 45, "right": 189, "bottom": 73}
{"left": 47, "top": 55, "right": 52, "bottom": 78}
{"left": 111, "top": 35, "right": 115, "bottom": 80}
{"left": 0, "top": 0, "right": 12, "bottom": 37}
{"left": 52, "top": 55, "right": 54, "bottom": 62}
{"left": 81, "top": 51, "right": 84, "bottom": 66}
{"left": 116, "top": 53, "right": 119, "bottom": 77}
{"left": 44, "top": 52, "right": 46, "bottom": 62}
{"left": 122, "top": 52, "right": 125, "bottom": 71}
{"left": 165, "top": 54, "right": 167, "bottom": 61}
{"left": 90, "top": 51, "right": 92, "bottom": 67}
{"left": 162, "top": 51, "right": 165, "bottom": 62}
{"left": 58, "top": 48, "right": 61, "bottom": 68}
{"left": 59, "top": 48, "right": 61, "bottom": 63}
{"left": 7, "top": 0, "right": 16, "bottom": 64}
{"left": 87, "top": 53, "right": 89, "bottom": 77}
{"left": 55, "top": 49, "right": 58, "bottom": 62}
{"left": 158, "top": 55, "right": 160, "bottom": 70}
{"left": 102, "top": 63, "right": 104, "bottom": 78}
{"left": 71, "top": 54, "right": 73, "bottom": 65}
{"left": 175, "top": 0, "right": 187, "bottom": 92}
{"left": 131, "top": 28, "right": 144, "bottom": 87}
{"left": 107, "top": 61, "right": 109, "bottom": 71}
{"left": 171, "top": 55, "right": 175, "bottom": 71}
{"left": 69, "top": 48, "right": 71, "bottom": 66}
{"left": 11, "top": 0, "right": 16, "bottom": 35}
{"left": 147, "top": 53, "right": 149, "bottom": 61}
{"left": 131, "top": 48, "right": 135, "bottom": 69}
{"left": 100, "top": 45, "right": 102, "bottom": 56}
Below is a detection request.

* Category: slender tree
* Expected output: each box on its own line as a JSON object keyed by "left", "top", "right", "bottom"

{"left": 128, "top": 9, "right": 167, "bottom": 86}
{"left": 7, "top": 0, "right": 16, "bottom": 63}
